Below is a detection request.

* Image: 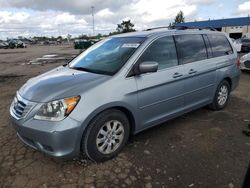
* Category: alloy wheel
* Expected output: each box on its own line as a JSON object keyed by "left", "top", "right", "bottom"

{"left": 96, "top": 120, "right": 125, "bottom": 154}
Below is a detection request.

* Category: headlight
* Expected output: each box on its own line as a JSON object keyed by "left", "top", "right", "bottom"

{"left": 34, "top": 96, "right": 80, "bottom": 121}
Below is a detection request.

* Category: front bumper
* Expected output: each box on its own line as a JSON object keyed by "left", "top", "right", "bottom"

{"left": 10, "top": 115, "right": 83, "bottom": 158}
{"left": 240, "top": 61, "right": 250, "bottom": 71}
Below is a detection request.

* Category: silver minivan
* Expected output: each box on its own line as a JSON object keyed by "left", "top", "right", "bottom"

{"left": 10, "top": 29, "right": 240, "bottom": 161}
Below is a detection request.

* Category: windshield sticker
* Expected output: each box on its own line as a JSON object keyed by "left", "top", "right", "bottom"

{"left": 122, "top": 43, "right": 140, "bottom": 48}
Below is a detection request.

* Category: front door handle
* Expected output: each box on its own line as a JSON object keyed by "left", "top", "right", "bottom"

{"left": 172, "top": 72, "right": 183, "bottom": 78}
{"left": 188, "top": 69, "right": 197, "bottom": 74}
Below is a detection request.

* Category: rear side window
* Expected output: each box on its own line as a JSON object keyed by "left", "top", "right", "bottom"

{"left": 174, "top": 34, "right": 207, "bottom": 64}
{"left": 207, "top": 34, "right": 233, "bottom": 57}
{"left": 137, "top": 36, "right": 178, "bottom": 70}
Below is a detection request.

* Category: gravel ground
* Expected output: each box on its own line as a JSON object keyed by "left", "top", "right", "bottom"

{"left": 0, "top": 45, "right": 249, "bottom": 188}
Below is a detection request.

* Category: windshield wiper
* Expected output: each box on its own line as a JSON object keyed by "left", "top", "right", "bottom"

{"left": 71, "top": 66, "right": 96, "bottom": 73}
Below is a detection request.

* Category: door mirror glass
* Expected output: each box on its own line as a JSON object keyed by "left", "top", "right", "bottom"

{"left": 138, "top": 61, "right": 158, "bottom": 74}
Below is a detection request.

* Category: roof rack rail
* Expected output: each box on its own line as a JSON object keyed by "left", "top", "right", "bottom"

{"left": 172, "top": 25, "right": 217, "bottom": 31}
{"left": 146, "top": 25, "right": 217, "bottom": 31}
{"left": 146, "top": 26, "right": 170, "bottom": 31}
{"left": 201, "top": 27, "right": 217, "bottom": 31}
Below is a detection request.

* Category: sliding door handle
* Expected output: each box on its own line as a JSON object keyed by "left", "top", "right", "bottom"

{"left": 172, "top": 72, "right": 183, "bottom": 78}
{"left": 188, "top": 69, "right": 197, "bottom": 74}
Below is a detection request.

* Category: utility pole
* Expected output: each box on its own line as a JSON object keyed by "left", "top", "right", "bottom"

{"left": 91, "top": 6, "right": 95, "bottom": 36}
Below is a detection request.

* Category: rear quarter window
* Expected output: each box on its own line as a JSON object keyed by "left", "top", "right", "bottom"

{"left": 207, "top": 34, "right": 233, "bottom": 57}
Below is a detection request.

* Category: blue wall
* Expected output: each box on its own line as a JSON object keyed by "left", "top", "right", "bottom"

{"left": 176, "top": 17, "right": 250, "bottom": 28}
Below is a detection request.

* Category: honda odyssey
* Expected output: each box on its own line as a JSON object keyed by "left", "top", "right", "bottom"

{"left": 10, "top": 28, "right": 240, "bottom": 161}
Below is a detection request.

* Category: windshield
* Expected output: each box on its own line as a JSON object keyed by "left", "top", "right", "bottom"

{"left": 69, "top": 37, "right": 145, "bottom": 75}
{"left": 242, "top": 38, "right": 250, "bottom": 43}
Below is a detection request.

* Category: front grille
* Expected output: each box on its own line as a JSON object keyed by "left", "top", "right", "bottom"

{"left": 11, "top": 93, "right": 34, "bottom": 119}
{"left": 244, "top": 61, "right": 250, "bottom": 68}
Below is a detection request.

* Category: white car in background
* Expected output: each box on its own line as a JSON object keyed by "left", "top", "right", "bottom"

{"left": 231, "top": 38, "right": 242, "bottom": 52}
{"left": 240, "top": 52, "right": 250, "bottom": 71}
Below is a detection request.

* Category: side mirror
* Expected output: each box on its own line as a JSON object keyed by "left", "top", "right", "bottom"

{"left": 138, "top": 61, "right": 158, "bottom": 74}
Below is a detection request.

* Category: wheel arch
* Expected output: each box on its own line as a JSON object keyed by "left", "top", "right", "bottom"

{"left": 223, "top": 77, "right": 232, "bottom": 91}
{"left": 79, "top": 103, "right": 137, "bottom": 153}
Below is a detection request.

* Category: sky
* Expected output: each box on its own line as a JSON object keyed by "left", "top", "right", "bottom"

{"left": 0, "top": 0, "right": 249, "bottom": 39}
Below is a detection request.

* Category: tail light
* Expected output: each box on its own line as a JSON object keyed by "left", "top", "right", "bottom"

{"left": 236, "top": 57, "right": 240, "bottom": 69}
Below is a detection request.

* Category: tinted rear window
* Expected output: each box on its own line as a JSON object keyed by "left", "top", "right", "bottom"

{"left": 207, "top": 34, "right": 233, "bottom": 57}
{"left": 174, "top": 34, "right": 207, "bottom": 64}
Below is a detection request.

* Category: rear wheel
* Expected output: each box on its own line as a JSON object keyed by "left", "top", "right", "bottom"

{"left": 82, "top": 109, "right": 130, "bottom": 162}
{"left": 209, "top": 80, "right": 230, "bottom": 110}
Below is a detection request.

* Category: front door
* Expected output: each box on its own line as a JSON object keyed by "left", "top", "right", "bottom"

{"left": 135, "top": 36, "right": 185, "bottom": 129}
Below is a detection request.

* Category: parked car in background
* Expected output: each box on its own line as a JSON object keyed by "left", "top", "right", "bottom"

{"left": 10, "top": 29, "right": 240, "bottom": 162}
{"left": 56, "top": 39, "right": 62, "bottom": 45}
{"left": 240, "top": 52, "right": 250, "bottom": 71}
{"left": 231, "top": 38, "right": 242, "bottom": 52}
{"left": 241, "top": 38, "right": 250, "bottom": 52}
{"left": 7, "top": 39, "right": 27, "bottom": 49}
{"left": 242, "top": 34, "right": 250, "bottom": 39}
{"left": 8, "top": 40, "right": 17, "bottom": 49}
{"left": 74, "top": 39, "right": 95, "bottom": 49}
{"left": 0, "top": 41, "right": 9, "bottom": 49}
{"left": 16, "top": 40, "right": 26, "bottom": 48}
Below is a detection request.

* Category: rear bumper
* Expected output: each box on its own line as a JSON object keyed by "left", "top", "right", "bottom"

{"left": 10, "top": 116, "right": 83, "bottom": 158}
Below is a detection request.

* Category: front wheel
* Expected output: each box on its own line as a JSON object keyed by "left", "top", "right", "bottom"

{"left": 82, "top": 109, "right": 130, "bottom": 162}
{"left": 209, "top": 80, "right": 230, "bottom": 110}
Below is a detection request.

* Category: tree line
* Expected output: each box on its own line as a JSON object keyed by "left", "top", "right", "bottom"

{"left": 110, "top": 10, "right": 184, "bottom": 34}
{"left": 29, "top": 11, "right": 185, "bottom": 41}
{"left": 78, "top": 10, "right": 185, "bottom": 39}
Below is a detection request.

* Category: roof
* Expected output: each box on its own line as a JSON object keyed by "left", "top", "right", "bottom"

{"left": 176, "top": 16, "right": 250, "bottom": 28}
{"left": 111, "top": 28, "right": 220, "bottom": 38}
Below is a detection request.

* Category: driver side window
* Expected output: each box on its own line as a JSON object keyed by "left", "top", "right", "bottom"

{"left": 137, "top": 36, "right": 178, "bottom": 70}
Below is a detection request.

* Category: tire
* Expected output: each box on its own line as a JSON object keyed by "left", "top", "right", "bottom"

{"left": 209, "top": 80, "right": 230, "bottom": 110}
{"left": 82, "top": 109, "right": 130, "bottom": 162}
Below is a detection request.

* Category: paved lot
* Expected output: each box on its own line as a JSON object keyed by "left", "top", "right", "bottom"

{"left": 0, "top": 45, "right": 249, "bottom": 188}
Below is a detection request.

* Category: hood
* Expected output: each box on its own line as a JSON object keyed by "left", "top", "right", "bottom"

{"left": 19, "top": 66, "right": 110, "bottom": 102}
{"left": 241, "top": 53, "right": 250, "bottom": 62}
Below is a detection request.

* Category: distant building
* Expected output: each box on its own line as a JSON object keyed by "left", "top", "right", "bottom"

{"left": 176, "top": 16, "right": 250, "bottom": 39}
